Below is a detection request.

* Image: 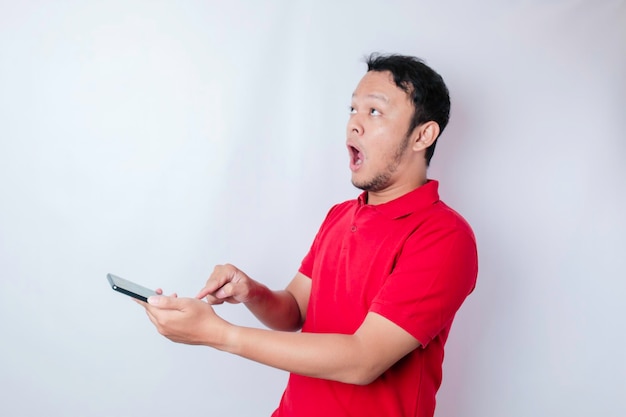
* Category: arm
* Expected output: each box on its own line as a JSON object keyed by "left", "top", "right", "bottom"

{"left": 142, "top": 296, "right": 420, "bottom": 385}
{"left": 243, "top": 272, "right": 310, "bottom": 331}
{"left": 196, "top": 264, "right": 311, "bottom": 332}
{"left": 225, "top": 311, "right": 421, "bottom": 385}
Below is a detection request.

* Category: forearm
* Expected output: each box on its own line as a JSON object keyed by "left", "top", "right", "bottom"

{"left": 220, "top": 325, "right": 374, "bottom": 385}
{"left": 244, "top": 285, "right": 302, "bottom": 332}
{"left": 145, "top": 296, "right": 419, "bottom": 385}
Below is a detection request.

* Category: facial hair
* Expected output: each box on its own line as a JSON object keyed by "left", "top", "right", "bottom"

{"left": 352, "top": 132, "right": 411, "bottom": 192}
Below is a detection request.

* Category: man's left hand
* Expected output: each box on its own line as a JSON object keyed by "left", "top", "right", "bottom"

{"left": 140, "top": 295, "right": 229, "bottom": 347}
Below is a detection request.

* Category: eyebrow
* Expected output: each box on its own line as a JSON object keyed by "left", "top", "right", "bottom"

{"left": 351, "top": 93, "right": 390, "bottom": 103}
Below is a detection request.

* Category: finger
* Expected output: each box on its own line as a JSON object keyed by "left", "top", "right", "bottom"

{"left": 196, "top": 281, "right": 229, "bottom": 299}
{"left": 139, "top": 299, "right": 159, "bottom": 323}
{"left": 147, "top": 295, "right": 181, "bottom": 310}
{"left": 196, "top": 287, "right": 210, "bottom": 299}
{"left": 215, "top": 282, "right": 233, "bottom": 299}
{"left": 196, "top": 279, "right": 225, "bottom": 299}
{"left": 144, "top": 306, "right": 157, "bottom": 324}
{"left": 205, "top": 293, "right": 225, "bottom": 305}
{"left": 196, "top": 265, "right": 236, "bottom": 298}
{"left": 154, "top": 289, "right": 176, "bottom": 297}
{"left": 197, "top": 282, "right": 229, "bottom": 301}
{"left": 217, "top": 281, "right": 249, "bottom": 303}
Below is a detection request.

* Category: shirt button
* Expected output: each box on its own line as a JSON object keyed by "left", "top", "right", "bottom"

{"left": 351, "top": 225, "right": 357, "bottom": 232}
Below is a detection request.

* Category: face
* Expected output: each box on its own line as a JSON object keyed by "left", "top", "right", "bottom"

{"left": 346, "top": 70, "right": 416, "bottom": 193}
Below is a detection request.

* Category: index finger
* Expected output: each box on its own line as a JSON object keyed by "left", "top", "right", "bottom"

{"left": 196, "top": 286, "right": 213, "bottom": 299}
{"left": 195, "top": 264, "right": 235, "bottom": 299}
{"left": 203, "top": 293, "right": 225, "bottom": 305}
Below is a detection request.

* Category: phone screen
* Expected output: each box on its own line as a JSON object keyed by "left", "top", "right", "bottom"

{"left": 107, "top": 273, "right": 156, "bottom": 302}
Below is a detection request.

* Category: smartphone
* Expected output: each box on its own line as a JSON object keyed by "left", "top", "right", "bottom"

{"left": 107, "top": 273, "right": 157, "bottom": 302}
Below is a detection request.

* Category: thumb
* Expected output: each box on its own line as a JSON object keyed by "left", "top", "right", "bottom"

{"left": 147, "top": 295, "right": 179, "bottom": 309}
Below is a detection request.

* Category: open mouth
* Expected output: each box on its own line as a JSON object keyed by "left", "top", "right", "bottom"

{"left": 349, "top": 145, "right": 363, "bottom": 167}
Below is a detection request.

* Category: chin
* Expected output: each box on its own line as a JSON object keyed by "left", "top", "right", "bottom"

{"left": 350, "top": 175, "right": 364, "bottom": 189}
{"left": 350, "top": 173, "right": 366, "bottom": 190}
{"left": 351, "top": 178, "right": 372, "bottom": 192}
{"left": 352, "top": 172, "right": 391, "bottom": 193}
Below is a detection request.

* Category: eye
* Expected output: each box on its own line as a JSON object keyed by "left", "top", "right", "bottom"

{"left": 370, "top": 108, "right": 381, "bottom": 116}
{"left": 349, "top": 106, "right": 357, "bottom": 114}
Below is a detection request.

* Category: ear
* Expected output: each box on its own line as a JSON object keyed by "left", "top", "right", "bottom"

{"left": 411, "top": 121, "right": 440, "bottom": 152}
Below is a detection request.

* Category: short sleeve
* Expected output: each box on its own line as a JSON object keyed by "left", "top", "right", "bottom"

{"left": 369, "top": 217, "right": 478, "bottom": 347}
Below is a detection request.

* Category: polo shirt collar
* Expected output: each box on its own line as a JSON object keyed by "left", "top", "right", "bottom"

{"left": 357, "top": 180, "right": 440, "bottom": 219}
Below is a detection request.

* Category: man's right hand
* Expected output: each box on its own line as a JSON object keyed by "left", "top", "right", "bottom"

{"left": 196, "top": 263, "right": 259, "bottom": 305}
{"left": 195, "top": 265, "right": 311, "bottom": 332}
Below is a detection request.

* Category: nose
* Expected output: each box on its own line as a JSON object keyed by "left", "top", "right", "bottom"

{"left": 347, "top": 114, "right": 363, "bottom": 137}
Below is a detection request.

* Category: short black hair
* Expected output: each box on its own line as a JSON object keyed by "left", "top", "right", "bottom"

{"left": 366, "top": 53, "right": 450, "bottom": 166}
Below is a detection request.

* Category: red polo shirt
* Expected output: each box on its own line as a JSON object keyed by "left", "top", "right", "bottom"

{"left": 272, "top": 180, "right": 478, "bottom": 417}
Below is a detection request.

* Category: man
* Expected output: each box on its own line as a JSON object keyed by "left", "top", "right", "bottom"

{"left": 141, "top": 53, "right": 478, "bottom": 417}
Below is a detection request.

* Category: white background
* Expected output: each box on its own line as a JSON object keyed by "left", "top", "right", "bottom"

{"left": 1, "top": 1, "right": 625, "bottom": 416}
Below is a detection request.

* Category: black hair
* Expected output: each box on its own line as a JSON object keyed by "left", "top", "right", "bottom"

{"left": 366, "top": 53, "right": 450, "bottom": 166}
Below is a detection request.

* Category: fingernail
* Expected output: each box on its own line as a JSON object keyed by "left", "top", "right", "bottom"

{"left": 148, "top": 296, "right": 160, "bottom": 305}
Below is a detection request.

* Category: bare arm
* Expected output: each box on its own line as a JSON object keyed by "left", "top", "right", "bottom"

{"left": 225, "top": 311, "right": 420, "bottom": 385}
{"left": 196, "top": 265, "right": 311, "bottom": 332}
{"left": 142, "top": 297, "right": 420, "bottom": 385}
